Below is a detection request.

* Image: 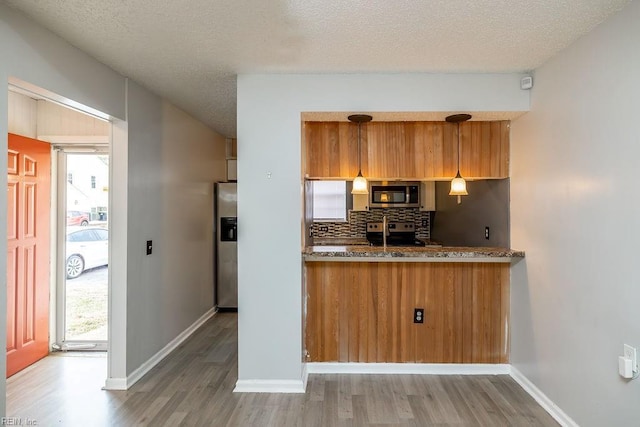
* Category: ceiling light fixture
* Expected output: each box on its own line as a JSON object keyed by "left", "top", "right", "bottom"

{"left": 446, "top": 113, "right": 472, "bottom": 204}
{"left": 348, "top": 114, "right": 373, "bottom": 195}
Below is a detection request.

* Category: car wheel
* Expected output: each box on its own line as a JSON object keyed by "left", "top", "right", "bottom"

{"left": 81, "top": 220, "right": 89, "bottom": 226}
{"left": 66, "top": 255, "right": 84, "bottom": 279}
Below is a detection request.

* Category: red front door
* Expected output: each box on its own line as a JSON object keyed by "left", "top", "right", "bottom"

{"left": 6, "top": 133, "right": 51, "bottom": 377}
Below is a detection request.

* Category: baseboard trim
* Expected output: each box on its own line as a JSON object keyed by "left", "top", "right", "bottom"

{"left": 104, "top": 307, "right": 217, "bottom": 390}
{"left": 510, "top": 366, "right": 578, "bottom": 427}
{"left": 233, "top": 379, "right": 306, "bottom": 393}
{"left": 302, "top": 362, "right": 309, "bottom": 391}
{"left": 103, "top": 377, "right": 127, "bottom": 390}
{"left": 233, "top": 363, "right": 508, "bottom": 394}
{"left": 306, "top": 362, "right": 510, "bottom": 375}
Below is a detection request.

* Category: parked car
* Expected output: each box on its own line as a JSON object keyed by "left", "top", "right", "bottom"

{"left": 67, "top": 210, "right": 90, "bottom": 226}
{"left": 66, "top": 227, "right": 108, "bottom": 279}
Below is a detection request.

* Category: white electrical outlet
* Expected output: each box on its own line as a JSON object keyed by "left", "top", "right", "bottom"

{"left": 624, "top": 344, "right": 637, "bottom": 372}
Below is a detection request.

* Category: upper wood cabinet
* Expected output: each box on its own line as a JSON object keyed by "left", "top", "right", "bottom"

{"left": 303, "top": 120, "right": 509, "bottom": 180}
{"left": 458, "top": 121, "right": 510, "bottom": 179}
{"left": 304, "top": 122, "right": 359, "bottom": 178}
{"left": 367, "top": 122, "right": 458, "bottom": 179}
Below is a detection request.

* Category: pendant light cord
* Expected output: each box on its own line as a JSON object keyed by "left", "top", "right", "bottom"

{"left": 357, "top": 121, "right": 362, "bottom": 173}
{"left": 348, "top": 114, "right": 372, "bottom": 182}
{"left": 457, "top": 122, "right": 461, "bottom": 173}
{"left": 445, "top": 113, "right": 471, "bottom": 175}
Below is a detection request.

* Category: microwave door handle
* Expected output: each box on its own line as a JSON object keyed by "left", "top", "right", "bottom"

{"left": 406, "top": 189, "right": 410, "bottom": 204}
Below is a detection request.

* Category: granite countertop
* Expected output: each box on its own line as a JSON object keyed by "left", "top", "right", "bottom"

{"left": 303, "top": 245, "right": 525, "bottom": 263}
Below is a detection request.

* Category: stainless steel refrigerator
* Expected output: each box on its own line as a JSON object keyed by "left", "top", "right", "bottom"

{"left": 215, "top": 182, "right": 237, "bottom": 309}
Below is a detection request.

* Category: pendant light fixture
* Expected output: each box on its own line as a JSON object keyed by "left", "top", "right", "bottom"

{"left": 348, "top": 114, "right": 373, "bottom": 194}
{"left": 446, "top": 113, "right": 472, "bottom": 204}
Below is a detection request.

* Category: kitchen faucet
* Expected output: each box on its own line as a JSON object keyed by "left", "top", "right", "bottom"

{"left": 383, "top": 215, "right": 388, "bottom": 251}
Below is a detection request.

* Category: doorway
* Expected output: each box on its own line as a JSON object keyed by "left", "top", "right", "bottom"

{"left": 6, "top": 84, "right": 112, "bottom": 378}
{"left": 56, "top": 151, "right": 109, "bottom": 350}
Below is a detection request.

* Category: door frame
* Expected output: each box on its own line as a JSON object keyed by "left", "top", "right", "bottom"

{"left": 6, "top": 78, "right": 129, "bottom": 389}
{"left": 54, "top": 148, "right": 109, "bottom": 351}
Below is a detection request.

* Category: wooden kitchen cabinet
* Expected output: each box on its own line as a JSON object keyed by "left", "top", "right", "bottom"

{"left": 303, "top": 120, "right": 510, "bottom": 180}
{"left": 304, "top": 122, "right": 359, "bottom": 179}
{"left": 416, "top": 122, "right": 457, "bottom": 179}
{"left": 458, "top": 121, "right": 510, "bottom": 179}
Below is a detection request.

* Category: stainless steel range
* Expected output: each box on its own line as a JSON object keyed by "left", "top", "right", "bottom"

{"left": 366, "top": 221, "right": 432, "bottom": 247}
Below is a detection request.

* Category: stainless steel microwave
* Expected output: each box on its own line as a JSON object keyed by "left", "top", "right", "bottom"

{"left": 369, "top": 181, "right": 420, "bottom": 208}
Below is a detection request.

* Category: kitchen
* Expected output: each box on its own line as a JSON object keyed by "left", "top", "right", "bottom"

{"left": 235, "top": 73, "right": 530, "bottom": 393}
{"left": 301, "top": 114, "right": 523, "bottom": 365}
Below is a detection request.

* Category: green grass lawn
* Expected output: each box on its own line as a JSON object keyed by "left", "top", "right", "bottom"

{"left": 65, "top": 269, "right": 108, "bottom": 340}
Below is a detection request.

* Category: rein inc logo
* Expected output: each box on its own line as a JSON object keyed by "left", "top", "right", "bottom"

{"left": 1, "top": 418, "right": 37, "bottom": 426}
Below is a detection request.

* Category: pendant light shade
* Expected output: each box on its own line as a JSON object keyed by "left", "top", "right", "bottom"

{"left": 349, "top": 114, "right": 373, "bottom": 195}
{"left": 352, "top": 171, "right": 368, "bottom": 194}
{"left": 446, "top": 113, "right": 472, "bottom": 204}
{"left": 450, "top": 171, "right": 468, "bottom": 196}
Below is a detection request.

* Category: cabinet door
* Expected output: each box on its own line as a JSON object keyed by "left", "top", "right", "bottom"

{"left": 366, "top": 122, "right": 404, "bottom": 179}
{"left": 364, "top": 122, "right": 460, "bottom": 179}
{"left": 305, "top": 122, "right": 358, "bottom": 178}
{"left": 459, "top": 121, "right": 510, "bottom": 179}
{"left": 227, "top": 159, "right": 237, "bottom": 181}
{"left": 364, "top": 122, "right": 459, "bottom": 179}
{"left": 412, "top": 122, "right": 458, "bottom": 178}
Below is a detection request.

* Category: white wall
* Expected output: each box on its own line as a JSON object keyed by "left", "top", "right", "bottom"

{"left": 126, "top": 81, "right": 226, "bottom": 372}
{"left": 510, "top": 1, "right": 640, "bottom": 425}
{"left": 37, "top": 99, "right": 110, "bottom": 138}
{"left": 0, "top": 6, "right": 125, "bottom": 120}
{"left": 0, "top": 3, "right": 226, "bottom": 410}
{"left": 8, "top": 91, "right": 37, "bottom": 138}
{"left": 0, "top": 3, "right": 125, "bottom": 415}
{"left": 236, "top": 73, "right": 529, "bottom": 384}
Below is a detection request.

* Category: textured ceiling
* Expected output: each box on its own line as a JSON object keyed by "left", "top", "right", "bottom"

{"left": 3, "top": 0, "right": 630, "bottom": 137}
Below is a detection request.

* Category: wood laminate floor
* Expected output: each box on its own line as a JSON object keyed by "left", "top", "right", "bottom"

{"left": 7, "top": 313, "right": 558, "bottom": 426}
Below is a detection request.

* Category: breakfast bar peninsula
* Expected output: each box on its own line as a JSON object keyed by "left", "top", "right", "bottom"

{"left": 302, "top": 245, "right": 524, "bottom": 364}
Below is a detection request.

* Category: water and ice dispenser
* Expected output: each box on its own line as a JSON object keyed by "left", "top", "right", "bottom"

{"left": 220, "top": 217, "right": 237, "bottom": 242}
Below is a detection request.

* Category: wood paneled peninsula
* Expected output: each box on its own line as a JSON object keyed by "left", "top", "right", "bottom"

{"left": 303, "top": 246, "right": 524, "bottom": 364}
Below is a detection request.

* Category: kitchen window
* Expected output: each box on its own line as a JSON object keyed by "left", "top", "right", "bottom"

{"left": 312, "top": 180, "right": 348, "bottom": 222}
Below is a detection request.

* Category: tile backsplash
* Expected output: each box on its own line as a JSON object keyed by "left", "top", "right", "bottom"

{"left": 312, "top": 208, "right": 431, "bottom": 239}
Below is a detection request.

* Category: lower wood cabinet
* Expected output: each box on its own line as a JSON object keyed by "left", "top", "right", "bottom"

{"left": 305, "top": 262, "right": 509, "bottom": 363}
